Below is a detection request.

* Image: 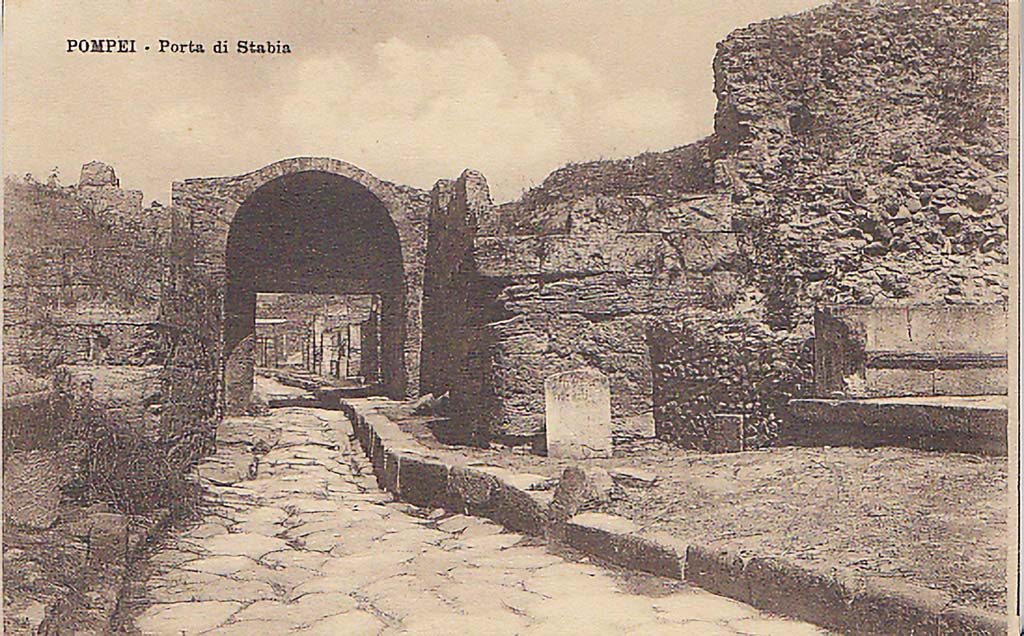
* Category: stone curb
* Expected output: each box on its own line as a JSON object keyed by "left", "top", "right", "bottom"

{"left": 685, "top": 543, "right": 1007, "bottom": 635}
{"left": 340, "top": 400, "right": 551, "bottom": 537}
{"left": 336, "top": 398, "right": 1007, "bottom": 636}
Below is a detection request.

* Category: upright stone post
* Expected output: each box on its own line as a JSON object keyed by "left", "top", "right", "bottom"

{"left": 544, "top": 368, "right": 612, "bottom": 459}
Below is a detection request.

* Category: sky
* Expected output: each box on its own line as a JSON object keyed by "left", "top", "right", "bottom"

{"left": 3, "top": 0, "right": 826, "bottom": 204}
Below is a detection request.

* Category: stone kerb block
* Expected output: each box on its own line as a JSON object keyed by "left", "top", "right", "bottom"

{"left": 396, "top": 453, "right": 449, "bottom": 509}
{"left": 544, "top": 368, "right": 612, "bottom": 459}
{"left": 564, "top": 513, "right": 684, "bottom": 580}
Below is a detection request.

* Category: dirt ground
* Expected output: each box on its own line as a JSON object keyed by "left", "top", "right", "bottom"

{"left": 383, "top": 408, "right": 1008, "bottom": 614}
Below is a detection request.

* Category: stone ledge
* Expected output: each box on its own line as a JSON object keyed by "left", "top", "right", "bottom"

{"left": 564, "top": 512, "right": 684, "bottom": 580}
{"left": 787, "top": 396, "right": 1007, "bottom": 456}
{"left": 339, "top": 399, "right": 549, "bottom": 537}
{"left": 338, "top": 397, "right": 1006, "bottom": 636}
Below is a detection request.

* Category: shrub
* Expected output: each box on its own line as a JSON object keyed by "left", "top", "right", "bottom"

{"left": 51, "top": 370, "right": 203, "bottom": 519}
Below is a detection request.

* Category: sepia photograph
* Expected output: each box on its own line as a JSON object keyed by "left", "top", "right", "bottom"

{"left": 1, "top": 0, "right": 1018, "bottom": 634}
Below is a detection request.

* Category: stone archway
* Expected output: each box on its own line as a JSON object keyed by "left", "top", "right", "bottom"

{"left": 171, "top": 158, "right": 430, "bottom": 415}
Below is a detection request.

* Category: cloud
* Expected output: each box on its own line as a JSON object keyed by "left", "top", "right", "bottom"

{"left": 278, "top": 35, "right": 694, "bottom": 201}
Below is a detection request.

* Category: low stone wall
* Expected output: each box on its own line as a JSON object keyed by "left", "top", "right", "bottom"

{"left": 786, "top": 396, "right": 1007, "bottom": 456}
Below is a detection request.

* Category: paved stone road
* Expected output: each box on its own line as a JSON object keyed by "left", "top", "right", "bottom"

{"left": 134, "top": 401, "right": 829, "bottom": 635}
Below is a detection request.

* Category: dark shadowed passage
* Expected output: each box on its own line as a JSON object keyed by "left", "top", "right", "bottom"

{"left": 223, "top": 171, "right": 406, "bottom": 412}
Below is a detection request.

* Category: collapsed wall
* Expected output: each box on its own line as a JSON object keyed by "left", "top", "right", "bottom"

{"left": 714, "top": 0, "right": 1009, "bottom": 315}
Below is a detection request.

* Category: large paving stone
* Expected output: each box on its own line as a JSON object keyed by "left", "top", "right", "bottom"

{"left": 136, "top": 600, "right": 242, "bottom": 635}
{"left": 182, "top": 555, "right": 258, "bottom": 576}
{"left": 150, "top": 576, "right": 277, "bottom": 604}
{"left": 199, "top": 532, "right": 289, "bottom": 558}
{"left": 302, "top": 609, "right": 385, "bottom": 635}
{"left": 652, "top": 590, "right": 756, "bottom": 622}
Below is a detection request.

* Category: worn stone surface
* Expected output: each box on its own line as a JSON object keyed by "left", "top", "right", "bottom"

{"left": 544, "top": 368, "right": 612, "bottom": 459}
{"left": 129, "top": 383, "right": 825, "bottom": 635}
{"left": 2, "top": 450, "right": 64, "bottom": 529}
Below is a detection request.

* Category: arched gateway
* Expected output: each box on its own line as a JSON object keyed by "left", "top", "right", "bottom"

{"left": 170, "top": 158, "right": 431, "bottom": 415}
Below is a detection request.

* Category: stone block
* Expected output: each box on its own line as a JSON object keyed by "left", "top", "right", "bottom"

{"left": 63, "top": 364, "right": 164, "bottom": 435}
{"left": 380, "top": 449, "right": 401, "bottom": 494}
{"left": 504, "top": 472, "right": 556, "bottom": 491}
{"left": 848, "top": 577, "right": 948, "bottom": 636}
{"left": 564, "top": 513, "right": 683, "bottom": 580}
{"left": 744, "top": 556, "right": 857, "bottom": 631}
{"left": 2, "top": 450, "right": 64, "bottom": 529}
{"left": 670, "top": 231, "right": 739, "bottom": 273}
{"left": 863, "top": 368, "right": 937, "bottom": 397}
{"left": 369, "top": 429, "right": 385, "bottom": 478}
{"left": 446, "top": 465, "right": 499, "bottom": 515}
{"left": 397, "top": 454, "right": 449, "bottom": 509}
{"left": 932, "top": 367, "right": 1006, "bottom": 395}
{"left": 540, "top": 233, "right": 661, "bottom": 275}
{"left": 684, "top": 543, "right": 752, "bottom": 605}
{"left": 814, "top": 305, "right": 1008, "bottom": 398}
{"left": 786, "top": 397, "right": 1007, "bottom": 456}
{"left": 937, "top": 605, "right": 1006, "bottom": 635}
{"left": 544, "top": 368, "right": 612, "bottom": 459}
{"left": 489, "top": 475, "right": 548, "bottom": 536}
{"left": 646, "top": 195, "right": 734, "bottom": 233}
{"left": 474, "top": 236, "right": 542, "bottom": 276}
{"left": 708, "top": 413, "right": 744, "bottom": 453}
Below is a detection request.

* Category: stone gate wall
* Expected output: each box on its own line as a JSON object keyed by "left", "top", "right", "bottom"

{"left": 451, "top": 192, "right": 743, "bottom": 443}
{"left": 442, "top": 0, "right": 1010, "bottom": 449}
{"left": 168, "top": 158, "right": 432, "bottom": 417}
{"left": 419, "top": 170, "right": 492, "bottom": 401}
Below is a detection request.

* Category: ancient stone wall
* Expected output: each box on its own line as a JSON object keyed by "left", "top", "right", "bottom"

{"left": 158, "top": 205, "right": 222, "bottom": 442}
{"left": 449, "top": 0, "right": 1009, "bottom": 449}
{"left": 3, "top": 176, "right": 168, "bottom": 370}
{"left": 649, "top": 312, "right": 813, "bottom": 449}
{"left": 3, "top": 166, "right": 175, "bottom": 449}
{"left": 651, "top": 0, "right": 1009, "bottom": 446}
{"left": 714, "top": 0, "right": 1009, "bottom": 314}
{"left": 419, "top": 170, "right": 492, "bottom": 403}
{"left": 457, "top": 193, "right": 743, "bottom": 443}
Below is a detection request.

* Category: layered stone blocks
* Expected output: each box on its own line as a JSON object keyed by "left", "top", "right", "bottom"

{"left": 450, "top": 194, "right": 740, "bottom": 444}
{"left": 814, "top": 304, "right": 1008, "bottom": 398}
